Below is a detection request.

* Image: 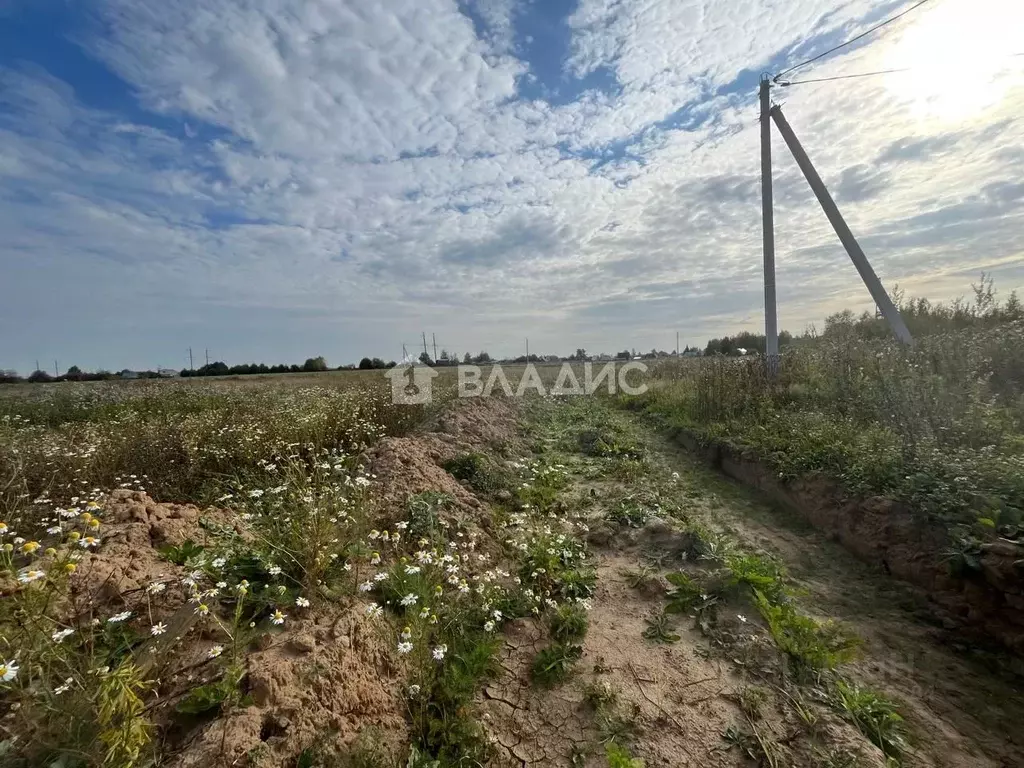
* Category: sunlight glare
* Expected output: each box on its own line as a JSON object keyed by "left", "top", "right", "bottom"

{"left": 885, "top": 0, "right": 1024, "bottom": 121}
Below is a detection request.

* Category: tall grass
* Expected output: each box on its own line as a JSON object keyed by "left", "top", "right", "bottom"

{"left": 637, "top": 317, "right": 1024, "bottom": 535}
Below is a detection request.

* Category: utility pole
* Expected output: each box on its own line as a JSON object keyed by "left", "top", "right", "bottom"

{"left": 402, "top": 343, "right": 408, "bottom": 362}
{"left": 35, "top": 359, "right": 39, "bottom": 373}
{"left": 54, "top": 360, "right": 59, "bottom": 377}
{"left": 526, "top": 338, "right": 529, "bottom": 361}
{"left": 422, "top": 332, "right": 429, "bottom": 360}
{"left": 676, "top": 331, "right": 679, "bottom": 356}
{"left": 205, "top": 348, "right": 209, "bottom": 366}
{"left": 770, "top": 105, "right": 913, "bottom": 345}
{"left": 432, "top": 333, "right": 438, "bottom": 363}
{"left": 189, "top": 348, "right": 193, "bottom": 370}
{"left": 760, "top": 76, "right": 779, "bottom": 366}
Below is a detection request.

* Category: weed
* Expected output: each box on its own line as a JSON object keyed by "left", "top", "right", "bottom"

{"left": 642, "top": 611, "right": 680, "bottom": 644}
{"left": 605, "top": 741, "right": 644, "bottom": 767}
{"left": 442, "top": 453, "right": 512, "bottom": 496}
{"left": 754, "top": 591, "right": 860, "bottom": 672}
{"left": 549, "top": 603, "right": 589, "bottom": 643}
{"left": 738, "top": 686, "right": 769, "bottom": 721}
{"left": 583, "top": 680, "right": 619, "bottom": 710}
{"left": 663, "top": 572, "right": 703, "bottom": 613}
{"left": 726, "top": 553, "right": 786, "bottom": 601}
{"left": 606, "top": 496, "right": 652, "bottom": 528}
{"left": 531, "top": 643, "right": 583, "bottom": 687}
{"left": 621, "top": 564, "right": 658, "bottom": 591}
{"left": 831, "top": 680, "right": 908, "bottom": 762}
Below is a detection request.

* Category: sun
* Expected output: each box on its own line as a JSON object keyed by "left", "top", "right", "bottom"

{"left": 884, "top": 0, "right": 1024, "bottom": 121}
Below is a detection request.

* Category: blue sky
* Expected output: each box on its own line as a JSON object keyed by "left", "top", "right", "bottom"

{"left": 1, "top": 0, "right": 1022, "bottom": 373}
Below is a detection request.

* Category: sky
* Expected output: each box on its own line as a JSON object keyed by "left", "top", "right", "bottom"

{"left": 1, "top": 0, "right": 1022, "bottom": 373}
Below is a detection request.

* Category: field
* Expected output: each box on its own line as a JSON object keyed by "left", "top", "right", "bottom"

{"left": 1, "top": 355, "right": 1022, "bottom": 767}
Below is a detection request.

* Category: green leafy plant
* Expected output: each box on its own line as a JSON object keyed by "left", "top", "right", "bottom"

{"left": 160, "top": 538, "right": 205, "bottom": 565}
{"left": 642, "top": 611, "right": 680, "bottom": 644}
{"left": 605, "top": 742, "right": 644, "bottom": 768}
{"left": 754, "top": 591, "right": 860, "bottom": 672}
{"left": 549, "top": 603, "right": 589, "bottom": 643}
{"left": 531, "top": 643, "right": 583, "bottom": 687}
{"left": 177, "top": 664, "right": 247, "bottom": 715}
{"left": 831, "top": 680, "right": 908, "bottom": 762}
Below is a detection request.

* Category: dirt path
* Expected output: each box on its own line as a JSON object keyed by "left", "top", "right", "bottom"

{"left": 634, "top": 411, "right": 1024, "bottom": 768}
{"left": 479, "top": 398, "right": 1024, "bottom": 768}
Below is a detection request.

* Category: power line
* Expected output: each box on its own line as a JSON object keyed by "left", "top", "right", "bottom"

{"left": 778, "top": 67, "right": 912, "bottom": 86}
{"left": 774, "top": 0, "right": 934, "bottom": 81}
{"left": 779, "top": 53, "right": 1024, "bottom": 87}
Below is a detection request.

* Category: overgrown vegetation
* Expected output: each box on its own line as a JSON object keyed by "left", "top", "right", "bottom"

{"left": 633, "top": 277, "right": 1024, "bottom": 549}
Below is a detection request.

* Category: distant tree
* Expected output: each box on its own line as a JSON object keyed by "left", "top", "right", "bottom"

{"left": 65, "top": 365, "right": 83, "bottom": 381}
{"left": 371, "top": 357, "right": 386, "bottom": 369}
{"left": 615, "top": 350, "right": 630, "bottom": 360}
{"left": 302, "top": 356, "right": 328, "bottom": 372}
{"left": 0, "top": 370, "right": 23, "bottom": 384}
{"left": 28, "top": 370, "right": 53, "bottom": 383}
{"left": 472, "top": 351, "right": 492, "bottom": 364}
{"left": 358, "top": 357, "right": 374, "bottom": 370}
{"left": 386, "top": 361, "right": 397, "bottom": 368}
{"left": 418, "top": 352, "right": 433, "bottom": 366}
{"left": 439, "top": 349, "right": 450, "bottom": 362}
{"left": 463, "top": 352, "right": 472, "bottom": 364}
{"left": 569, "top": 348, "right": 588, "bottom": 361}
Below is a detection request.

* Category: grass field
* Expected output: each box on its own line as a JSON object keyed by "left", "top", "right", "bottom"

{"left": 1, "top": 343, "right": 1022, "bottom": 767}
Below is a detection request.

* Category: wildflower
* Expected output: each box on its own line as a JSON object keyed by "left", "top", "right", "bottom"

{"left": 195, "top": 604, "right": 210, "bottom": 616}
{"left": 268, "top": 565, "right": 282, "bottom": 576}
{"left": 404, "top": 565, "right": 421, "bottom": 575}
{"left": 17, "top": 569, "right": 45, "bottom": 584}
{"left": 737, "top": 614, "right": 748, "bottom": 624}
{"left": 400, "top": 593, "right": 418, "bottom": 607}
{"left": 358, "top": 581, "right": 373, "bottom": 592}
{"left": 87, "top": 518, "right": 101, "bottom": 530}
{"left": 67, "top": 531, "right": 80, "bottom": 542}
{"left": 21, "top": 540, "right": 41, "bottom": 555}
{"left": 46, "top": 526, "right": 62, "bottom": 536}
{"left": 296, "top": 596, "right": 310, "bottom": 608}
{"left": 483, "top": 620, "right": 496, "bottom": 632}
{"left": 419, "top": 607, "right": 430, "bottom": 619}
{"left": 1, "top": 660, "right": 20, "bottom": 682}
{"left": 370, "top": 552, "right": 381, "bottom": 565}
{"left": 55, "top": 678, "right": 74, "bottom": 695}
{"left": 430, "top": 614, "right": 438, "bottom": 624}
{"left": 79, "top": 536, "right": 100, "bottom": 549}
{"left": 271, "top": 610, "right": 286, "bottom": 625}
{"left": 212, "top": 557, "right": 227, "bottom": 568}
{"left": 365, "top": 604, "right": 383, "bottom": 618}
{"left": 401, "top": 626, "right": 412, "bottom": 640}
{"left": 0, "top": 522, "right": 6, "bottom": 535}
{"left": 368, "top": 529, "right": 380, "bottom": 540}
{"left": 408, "top": 684, "right": 421, "bottom": 696}
{"left": 207, "top": 645, "right": 225, "bottom": 659}
{"left": 432, "top": 644, "right": 447, "bottom": 662}
{"left": 150, "top": 622, "right": 167, "bottom": 636}
{"left": 397, "top": 641, "right": 413, "bottom": 654}
{"left": 51, "top": 628, "right": 75, "bottom": 643}
{"left": 107, "top": 611, "right": 132, "bottom": 624}
{"left": 373, "top": 572, "right": 389, "bottom": 582}
{"left": 64, "top": 563, "right": 76, "bottom": 574}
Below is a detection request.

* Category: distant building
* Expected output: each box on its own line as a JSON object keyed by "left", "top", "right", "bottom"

{"left": 681, "top": 348, "right": 702, "bottom": 357}
{"left": 157, "top": 368, "right": 179, "bottom": 378}
{"left": 119, "top": 370, "right": 138, "bottom": 379}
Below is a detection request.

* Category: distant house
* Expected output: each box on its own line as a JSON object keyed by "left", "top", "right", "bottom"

{"left": 119, "top": 370, "right": 138, "bottom": 379}
{"left": 157, "top": 368, "right": 179, "bottom": 378}
{"left": 681, "top": 348, "right": 701, "bottom": 358}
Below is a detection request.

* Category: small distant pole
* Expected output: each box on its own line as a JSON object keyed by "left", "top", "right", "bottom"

{"left": 402, "top": 343, "right": 408, "bottom": 361}
{"left": 422, "top": 332, "right": 429, "bottom": 360}
{"left": 35, "top": 359, "right": 39, "bottom": 373}
{"left": 676, "top": 332, "right": 679, "bottom": 356}
{"left": 54, "top": 360, "right": 59, "bottom": 377}
{"left": 432, "top": 333, "right": 438, "bottom": 362}
{"left": 526, "top": 338, "right": 529, "bottom": 361}
{"left": 189, "top": 348, "right": 194, "bottom": 369}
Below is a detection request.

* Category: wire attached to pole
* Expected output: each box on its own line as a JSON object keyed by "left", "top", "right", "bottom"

{"left": 774, "top": 0, "right": 934, "bottom": 82}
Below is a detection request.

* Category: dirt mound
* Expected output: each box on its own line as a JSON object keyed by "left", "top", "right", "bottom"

{"left": 169, "top": 606, "right": 405, "bottom": 768}
{"left": 430, "top": 396, "right": 522, "bottom": 450}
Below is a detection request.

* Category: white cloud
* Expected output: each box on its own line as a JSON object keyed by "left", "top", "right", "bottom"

{"left": 1, "top": 0, "right": 1023, "bottom": 371}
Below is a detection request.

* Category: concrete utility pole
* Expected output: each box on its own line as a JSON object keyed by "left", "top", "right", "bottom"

{"left": 526, "top": 338, "right": 529, "bottom": 361}
{"left": 189, "top": 348, "right": 193, "bottom": 369}
{"left": 205, "top": 348, "right": 209, "bottom": 366}
{"left": 770, "top": 105, "right": 913, "bottom": 345}
{"left": 54, "top": 360, "right": 59, "bottom": 377}
{"left": 676, "top": 331, "right": 679, "bottom": 356}
{"left": 422, "top": 332, "right": 429, "bottom": 360}
{"left": 760, "top": 76, "right": 779, "bottom": 364}
{"left": 432, "top": 333, "right": 438, "bottom": 363}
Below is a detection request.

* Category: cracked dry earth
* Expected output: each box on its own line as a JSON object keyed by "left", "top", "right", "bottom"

{"left": 476, "top": 399, "right": 1024, "bottom": 768}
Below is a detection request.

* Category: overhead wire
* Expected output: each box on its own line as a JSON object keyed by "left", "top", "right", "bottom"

{"left": 778, "top": 53, "right": 1024, "bottom": 86}
{"left": 773, "top": 0, "right": 935, "bottom": 81}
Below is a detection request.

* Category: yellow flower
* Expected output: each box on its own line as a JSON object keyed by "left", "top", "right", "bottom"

{"left": 3, "top": 544, "right": 13, "bottom": 553}
{"left": 21, "top": 541, "right": 40, "bottom": 554}
{"left": 81, "top": 512, "right": 93, "bottom": 524}
{"left": 87, "top": 519, "right": 101, "bottom": 530}
{"left": 67, "top": 532, "right": 80, "bottom": 542}
{"left": 44, "top": 548, "right": 57, "bottom": 557}
{"left": 64, "top": 563, "right": 77, "bottom": 573}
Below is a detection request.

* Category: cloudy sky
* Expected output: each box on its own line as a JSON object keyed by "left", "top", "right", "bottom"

{"left": 1, "top": 0, "right": 1022, "bottom": 372}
